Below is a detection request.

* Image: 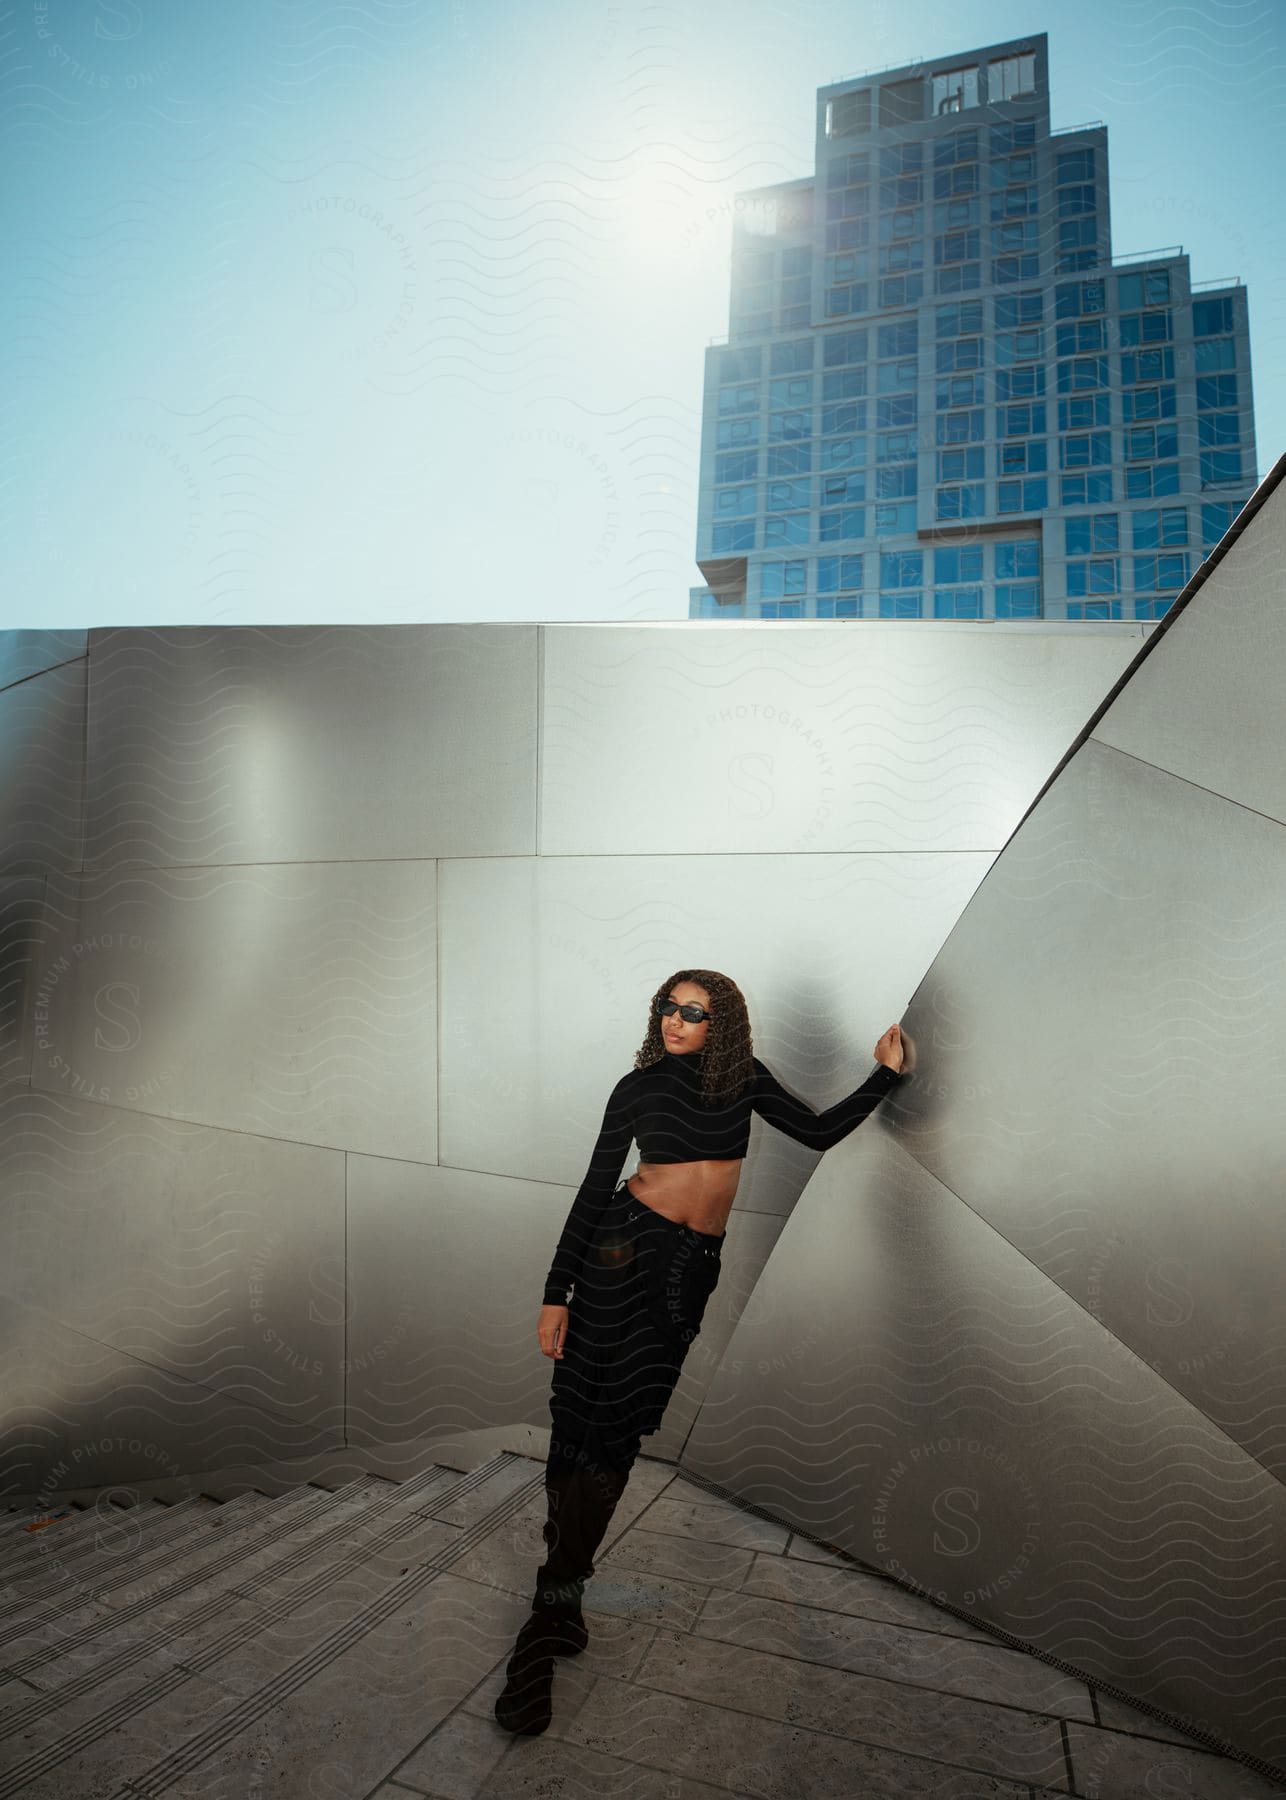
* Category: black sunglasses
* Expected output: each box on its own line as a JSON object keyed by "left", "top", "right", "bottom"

{"left": 657, "top": 999, "right": 714, "bottom": 1024}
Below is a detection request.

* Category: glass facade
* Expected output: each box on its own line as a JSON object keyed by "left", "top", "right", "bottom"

{"left": 691, "top": 32, "right": 1257, "bottom": 623}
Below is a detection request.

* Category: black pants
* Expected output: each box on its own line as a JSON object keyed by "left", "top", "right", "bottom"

{"left": 548, "top": 1180, "right": 725, "bottom": 1476}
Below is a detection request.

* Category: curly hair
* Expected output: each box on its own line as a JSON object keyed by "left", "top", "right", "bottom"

{"left": 634, "top": 969, "right": 754, "bottom": 1106}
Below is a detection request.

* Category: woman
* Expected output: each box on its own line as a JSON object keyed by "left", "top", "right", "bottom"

{"left": 495, "top": 967, "right": 907, "bottom": 1735}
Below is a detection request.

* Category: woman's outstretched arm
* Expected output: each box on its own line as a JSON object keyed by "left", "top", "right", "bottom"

{"left": 541, "top": 1073, "right": 636, "bottom": 1307}
{"left": 750, "top": 1054, "right": 903, "bottom": 1153}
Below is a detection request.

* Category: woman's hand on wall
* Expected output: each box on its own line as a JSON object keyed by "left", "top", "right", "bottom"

{"left": 874, "top": 1023, "right": 905, "bottom": 1073}
{"left": 538, "top": 1304, "right": 569, "bottom": 1359}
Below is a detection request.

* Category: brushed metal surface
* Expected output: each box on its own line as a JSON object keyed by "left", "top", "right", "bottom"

{"left": 0, "top": 1090, "right": 346, "bottom": 1429}
{"left": 1094, "top": 484, "right": 1286, "bottom": 826}
{"left": 541, "top": 622, "right": 1143, "bottom": 855}
{"left": 0, "top": 878, "right": 45, "bottom": 1087}
{"left": 0, "top": 630, "right": 86, "bottom": 693}
{"left": 83, "top": 624, "right": 537, "bottom": 868}
{"left": 880, "top": 742, "right": 1286, "bottom": 1473}
{"left": 0, "top": 657, "right": 86, "bottom": 877}
{"left": 437, "top": 848, "right": 974, "bottom": 1216}
{"left": 28, "top": 861, "right": 438, "bottom": 1162}
{"left": 685, "top": 1135, "right": 1286, "bottom": 1767}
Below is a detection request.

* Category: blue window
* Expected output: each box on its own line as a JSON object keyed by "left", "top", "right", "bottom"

{"left": 760, "top": 560, "right": 807, "bottom": 597}
{"left": 1198, "top": 412, "right": 1240, "bottom": 448}
{"left": 1195, "top": 337, "right": 1236, "bottom": 373}
{"left": 876, "top": 464, "right": 917, "bottom": 498}
{"left": 1121, "top": 349, "right": 1175, "bottom": 385}
{"left": 827, "top": 152, "right": 871, "bottom": 188}
{"left": 1201, "top": 501, "right": 1240, "bottom": 545}
{"left": 879, "top": 239, "right": 923, "bottom": 275}
{"left": 999, "top": 440, "right": 1047, "bottom": 474}
{"left": 1119, "top": 269, "right": 1171, "bottom": 309}
{"left": 935, "top": 262, "right": 981, "bottom": 294}
{"left": 1121, "top": 386, "right": 1176, "bottom": 423}
{"left": 938, "top": 408, "right": 985, "bottom": 443}
{"left": 1066, "top": 514, "right": 1120, "bottom": 555}
{"left": 934, "top": 162, "right": 980, "bottom": 199}
{"left": 1057, "top": 357, "right": 1109, "bottom": 392}
{"left": 1060, "top": 432, "right": 1111, "bottom": 468}
{"left": 936, "top": 372, "right": 985, "bottom": 409}
{"left": 1125, "top": 425, "right": 1178, "bottom": 462}
{"left": 937, "top": 338, "right": 984, "bottom": 372}
{"left": 718, "top": 383, "right": 758, "bottom": 415}
{"left": 717, "top": 347, "right": 761, "bottom": 383}
{"left": 995, "top": 291, "right": 1043, "bottom": 327}
{"left": 713, "top": 521, "right": 755, "bottom": 553}
{"left": 822, "top": 402, "right": 865, "bottom": 435}
{"left": 990, "top": 119, "right": 1036, "bottom": 155}
{"left": 994, "top": 366, "right": 1045, "bottom": 399}
{"left": 1058, "top": 395, "right": 1110, "bottom": 430}
{"left": 934, "top": 586, "right": 983, "bottom": 617}
{"left": 997, "top": 477, "right": 1047, "bottom": 513}
{"left": 996, "top": 540, "right": 1040, "bottom": 580}
{"left": 1200, "top": 449, "right": 1242, "bottom": 484}
{"left": 995, "top": 329, "right": 1044, "bottom": 365}
{"left": 938, "top": 446, "right": 985, "bottom": 482}
{"left": 819, "top": 507, "right": 865, "bottom": 540}
{"left": 823, "top": 368, "right": 868, "bottom": 402}
{"left": 769, "top": 410, "right": 812, "bottom": 443}
{"left": 996, "top": 582, "right": 1041, "bottom": 616}
{"left": 821, "top": 437, "right": 866, "bottom": 471}
{"left": 1055, "top": 280, "right": 1106, "bottom": 318}
{"left": 880, "top": 273, "right": 925, "bottom": 307}
{"left": 998, "top": 402, "right": 1046, "bottom": 437}
{"left": 767, "top": 478, "right": 811, "bottom": 510}
{"left": 934, "top": 545, "right": 984, "bottom": 582}
{"left": 1131, "top": 509, "right": 1187, "bottom": 549}
{"left": 876, "top": 358, "right": 919, "bottom": 393}
{"left": 764, "top": 513, "right": 810, "bottom": 546}
{"left": 715, "top": 451, "right": 757, "bottom": 484}
{"left": 1124, "top": 463, "right": 1180, "bottom": 499}
{"left": 1056, "top": 320, "right": 1106, "bottom": 355}
{"left": 823, "top": 328, "right": 869, "bottom": 367}
{"left": 714, "top": 485, "right": 756, "bottom": 517}
{"left": 814, "top": 596, "right": 861, "bottom": 618}
{"left": 1066, "top": 558, "right": 1120, "bottom": 595}
{"left": 821, "top": 472, "right": 866, "bottom": 504}
{"left": 934, "top": 129, "right": 978, "bottom": 167}
{"left": 937, "top": 300, "right": 985, "bottom": 337}
{"left": 1119, "top": 310, "right": 1172, "bottom": 347}
{"left": 825, "top": 283, "right": 869, "bottom": 318}
{"left": 874, "top": 500, "right": 917, "bottom": 533}
{"left": 769, "top": 376, "right": 812, "bottom": 409}
{"left": 878, "top": 318, "right": 918, "bottom": 357}
{"left": 876, "top": 395, "right": 917, "bottom": 428}
{"left": 876, "top": 430, "right": 915, "bottom": 463}
{"left": 880, "top": 550, "right": 923, "bottom": 586}
{"left": 1192, "top": 296, "right": 1235, "bottom": 336}
{"left": 1061, "top": 471, "right": 1113, "bottom": 505}
{"left": 1057, "top": 149, "right": 1096, "bottom": 184}
{"left": 879, "top": 177, "right": 923, "bottom": 209}
{"left": 880, "top": 143, "right": 924, "bottom": 175}
{"left": 1133, "top": 554, "right": 1188, "bottom": 592}
{"left": 817, "top": 554, "right": 863, "bottom": 591}
{"left": 767, "top": 444, "right": 811, "bottom": 476}
{"left": 716, "top": 418, "right": 758, "bottom": 449}
{"left": 1196, "top": 375, "right": 1238, "bottom": 409}
{"left": 995, "top": 253, "right": 1040, "bottom": 284}
{"left": 990, "top": 183, "right": 1039, "bottom": 221}
{"left": 936, "top": 483, "right": 984, "bottom": 519}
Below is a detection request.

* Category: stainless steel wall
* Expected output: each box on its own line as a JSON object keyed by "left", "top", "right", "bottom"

{"left": 0, "top": 474, "right": 1281, "bottom": 1763}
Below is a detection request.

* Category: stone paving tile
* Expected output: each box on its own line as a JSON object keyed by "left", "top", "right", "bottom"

{"left": 633, "top": 1624, "right": 1069, "bottom": 1791}
{"left": 1091, "top": 1688, "right": 1215, "bottom": 1747}
{"left": 634, "top": 1493, "right": 790, "bottom": 1553}
{"left": 1065, "top": 1718, "right": 1286, "bottom": 1800}
{"left": 567, "top": 1673, "right": 1044, "bottom": 1798}
{"left": 696, "top": 1586, "right": 1096, "bottom": 1720}
{"left": 738, "top": 1547, "right": 1004, "bottom": 1642}
{"left": 601, "top": 1523, "right": 759, "bottom": 1590}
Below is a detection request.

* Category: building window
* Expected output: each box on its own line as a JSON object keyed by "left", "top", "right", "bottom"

{"left": 767, "top": 478, "right": 811, "bottom": 510}
{"left": 1122, "top": 386, "right": 1176, "bottom": 423}
{"left": 1056, "top": 320, "right": 1106, "bottom": 354}
{"left": 763, "top": 512, "right": 810, "bottom": 546}
{"left": 1066, "top": 558, "right": 1120, "bottom": 595}
{"left": 768, "top": 376, "right": 812, "bottom": 410}
{"left": 1198, "top": 411, "right": 1241, "bottom": 449}
{"left": 1061, "top": 431, "right": 1112, "bottom": 468}
{"left": 717, "top": 346, "right": 761, "bottom": 384}
{"left": 1066, "top": 514, "right": 1119, "bottom": 554}
{"left": 995, "top": 291, "right": 1043, "bottom": 328}
{"left": 995, "top": 253, "right": 1040, "bottom": 284}
{"left": 997, "top": 477, "right": 1047, "bottom": 512}
{"left": 1201, "top": 501, "right": 1241, "bottom": 545}
{"left": 1119, "top": 269, "right": 1172, "bottom": 310}
{"left": 767, "top": 443, "right": 812, "bottom": 476}
{"left": 996, "top": 540, "right": 1040, "bottom": 580}
{"left": 1057, "top": 148, "right": 1096, "bottom": 184}
{"left": 1132, "top": 508, "right": 1187, "bottom": 549}
{"left": 877, "top": 463, "right": 917, "bottom": 499}
{"left": 1200, "top": 449, "right": 1243, "bottom": 485}
{"left": 937, "top": 300, "right": 985, "bottom": 338}
{"left": 880, "top": 274, "right": 925, "bottom": 307}
{"left": 988, "top": 53, "right": 1036, "bottom": 101}
{"left": 770, "top": 339, "right": 814, "bottom": 376}
{"left": 1192, "top": 296, "right": 1236, "bottom": 336}
{"left": 1133, "top": 553, "right": 1189, "bottom": 592}
{"left": 716, "top": 418, "right": 759, "bottom": 449}
{"left": 995, "top": 366, "right": 1045, "bottom": 400}
{"left": 1125, "top": 425, "right": 1178, "bottom": 462}
{"left": 715, "top": 451, "right": 758, "bottom": 484}
{"left": 713, "top": 521, "right": 755, "bottom": 553}
{"left": 1057, "top": 357, "right": 1109, "bottom": 392}
{"left": 819, "top": 507, "right": 865, "bottom": 540}
{"left": 1124, "top": 463, "right": 1180, "bottom": 499}
{"left": 817, "top": 554, "right": 863, "bottom": 591}
{"left": 714, "top": 485, "right": 757, "bottom": 518}
{"left": 826, "top": 88, "right": 871, "bottom": 138}
{"left": 1055, "top": 279, "right": 1106, "bottom": 318}
{"left": 1121, "top": 348, "right": 1175, "bottom": 386}
{"left": 938, "top": 407, "right": 986, "bottom": 443}
{"left": 997, "top": 582, "right": 1041, "bottom": 617}
{"left": 932, "top": 65, "right": 980, "bottom": 114}
{"left": 821, "top": 435, "right": 865, "bottom": 471}
{"left": 718, "top": 383, "right": 759, "bottom": 417}
{"left": 937, "top": 338, "right": 984, "bottom": 373}
{"left": 1058, "top": 395, "right": 1109, "bottom": 431}
{"left": 877, "top": 318, "right": 919, "bottom": 358}
{"left": 1061, "top": 471, "right": 1113, "bottom": 505}
{"left": 1119, "top": 310, "right": 1173, "bottom": 347}
{"left": 822, "top": 369, "right": 868, "bottom": 403}
{"left": 881, "top": 550, "right": 923, "bottom": 587}
{"left": 874, "top": 500, "right": 917, "bottom": 533}
{"left": 821, "top": 471, "right": 867, "bottom": 505}
{"left": 936, "top": 483, "right": 985, "bottom": 519}
{"left": 769, "top": 410, "right": 812, "bottom": 443}
{"left": 934, "top": 546, "right": 984, "bottom": 583}
{"left": 999, "top": 439, "right": 1047, "bottom": 474}
{"left": 1057, "top": 185, "right": 1096, "bottom": 217}
{"left": 938, "top": 446, "right": 985, "bottom": 482}
{"left": 876, "top": 394, "right": 917, "bottom": 428}
{"left": 760, "top": 560, "right": 807, "bottom": 598}
{"left": 822, "top": 328, "right": 869, "bottom": 369}
{"left": 934, "top": 585, "right": 984, "bottom": 616}
{"left": 998, "top": 402, "right": 1046, "bottom": 436}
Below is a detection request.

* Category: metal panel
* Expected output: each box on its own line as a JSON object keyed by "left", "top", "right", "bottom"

{"left": 0, "top": 1090, "right": 346, "bottom": 1429}
{"left": 84, "top": 624, "right": 537, "bottom": 867}
{"left": 0, "top": 656, "right": 86, "bottom": 877}
{"left": 0, "top": 1290, "right": 336, "bottom": 1500}
{"left": 0, "top": 877, "right": 46, "bottom": 1087}
{"left": 685, "top": 1135, "right": 1286, "bottom": 1768}
{"left": 344, "top": 1155, "right": 784, "bottom": 1458}
{"left": 28, "top": 861, "right": 437, "bottom": 1162}
{"left": 862, "top": 741, "right": 1286, "bottom": 1474}
{"left": 1094, "top": 486, "right": 1286, "bottom": 826}
{"left": 437, "top": 849, "right": 979, "bottom": 1215}
{"left": 541, "top": 623, "right": 1142, "bottom": 855}
{"left": 0, "top": 630, "right": 86, "bottom": 693}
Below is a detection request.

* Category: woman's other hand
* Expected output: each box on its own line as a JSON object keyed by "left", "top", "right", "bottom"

{"left": 538, "top": 1304, "right": 569, "bottom": 1359}
{"left": 874, "top": 1023, "right": 905, "bottom": 1074}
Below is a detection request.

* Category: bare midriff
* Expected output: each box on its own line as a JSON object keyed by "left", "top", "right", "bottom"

{"left": 626, "top": 1157, "right": 742, "bottom": 1236}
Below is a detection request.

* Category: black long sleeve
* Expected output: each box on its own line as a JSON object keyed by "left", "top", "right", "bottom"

{"left": 750, "top": 1056, "right": 903, "bottom": 1151}
{"left": 542, "top": 1074, "right": 635, "bottom": 1307}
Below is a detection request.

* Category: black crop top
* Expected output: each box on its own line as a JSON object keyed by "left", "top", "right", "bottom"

{"left": 542, "top": 1047, "right": 904, "bottom": 1306}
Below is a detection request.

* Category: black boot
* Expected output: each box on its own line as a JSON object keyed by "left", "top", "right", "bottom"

{"left": 539, "top": 1461, "right": 631, "bottom": 1657}
{"left": 493, "top": 1606, "right": 558, "bottom": 1735}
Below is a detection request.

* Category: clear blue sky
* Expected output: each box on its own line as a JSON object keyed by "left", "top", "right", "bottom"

{"left": 3, "top": 0, "right": 1281, "bottom": 627}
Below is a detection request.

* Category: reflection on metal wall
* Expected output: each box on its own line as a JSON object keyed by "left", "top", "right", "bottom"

{"left": 0, "top": 468, "right": 1281, "bottom": 1767}
{"left": 689, "top": 463, "right": 1286, "bottom": 1770}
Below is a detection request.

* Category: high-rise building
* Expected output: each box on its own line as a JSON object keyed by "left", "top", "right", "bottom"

{"left": 690, "top": 33, "right": 1257, "bottom": 621}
